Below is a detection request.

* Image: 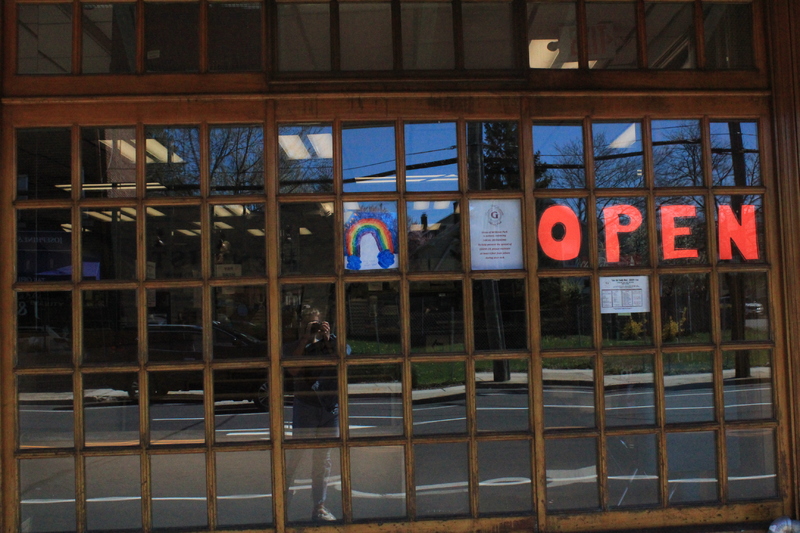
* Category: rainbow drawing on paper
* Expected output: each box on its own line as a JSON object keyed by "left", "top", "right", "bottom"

{"left": 344, "top": 210, "right": 398, "bottom": 270}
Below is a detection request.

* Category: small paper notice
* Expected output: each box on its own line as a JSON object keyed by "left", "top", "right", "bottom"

{"left": 600, "top": 276, "right": 650, "bottom": 314}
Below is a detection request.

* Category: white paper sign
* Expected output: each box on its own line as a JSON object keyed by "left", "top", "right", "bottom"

{"left": 600, "top": 276, "right": 650, "bottom": 314}
{"left": 469, "top": 199, "right": 523, "bottom": 270}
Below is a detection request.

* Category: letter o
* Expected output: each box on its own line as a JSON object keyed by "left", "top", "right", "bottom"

{"left": 538, "top": 205, "right": 582, "bottom": 261}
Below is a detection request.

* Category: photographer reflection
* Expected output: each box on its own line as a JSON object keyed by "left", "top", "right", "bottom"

{"left": 284, "top": 307, "right": 339, "bottom": 522}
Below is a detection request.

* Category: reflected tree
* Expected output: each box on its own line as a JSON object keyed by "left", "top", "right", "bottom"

{"left": 210, "top": 126, "right": 264, "bottom": 194}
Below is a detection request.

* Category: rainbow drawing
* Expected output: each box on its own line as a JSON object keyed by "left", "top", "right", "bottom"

{"left": 344, "top": 211, "right": 398, "bottom": 270}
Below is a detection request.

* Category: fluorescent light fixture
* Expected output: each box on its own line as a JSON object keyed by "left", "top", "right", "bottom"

{"left": 279, "top": 135, "right": 310, "bottom": 160}
{"left": 177, "top": 229, "right": 200, "bottom": 236}
{"left": 433, "top": 201, "right": 451, "bottom": 210}
{"left": 99, "top": 139, "right": 137, "bottom": 163}
{"left": 61, "top": 223, "right": 72, "bottom": 232}
{"left": 121, "top": 207, "right": 137, "bottom": 217}
{"left": 100, "top": 211, "right": 134, "bottom": 222}
{"left": 214, "top": 205, "right": 245, "bottom": 217}
{"left": 85, "top": 211, "right": 113, "bottom": 222}
{"left": 145, "top": 139, "right": 184, "bottom": 164}
{"left": 319, "top": 202, "right": 334, "bottom": 216}
{"left": 307, "top": 133, "right": 333, "bottom": 158}
{"left": 146, "top": 207, "right": 166, "bottom": 217}
{"left": 248, "top": 229, "right": 265, "bottom": 236}
{"left": 412, "top": 201, "right": 430, "bottom": 210}
{"left": 299, "top": 227, "right": 312, "bottom": 235}
{"left": 610, "top": 124, "right": 637, "bottom": 149}
{"left": 214, "top": 222, "right": 234, "bottom": 230}
{"left": 343, "top": 202, "right": 360, "bottom": 211}
{"left": 146, "top": 182, "right": 167, "bottom": 190}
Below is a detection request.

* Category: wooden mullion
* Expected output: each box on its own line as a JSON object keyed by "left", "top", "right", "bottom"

{"left": 694, "top": 0, "right": 705, "bottom": 69}
{"left": 73, "top": 1, "right": 81, "bottom": 75}
{"left": 199, "top": 0, "right": 208, "bottom": 73}
{"left": 636, "top": 0, "right": 646, "bottom": 69}
{"left": 391, "top": 0, "right": 402, "bottom": 72}
{"left": 577, "top": 0, "right": 588, "bottom": 69}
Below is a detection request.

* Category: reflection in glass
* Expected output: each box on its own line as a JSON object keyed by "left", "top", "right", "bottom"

{"left": 151, "top": 454, "right": 207, "bottom": 529}
{"left": 17, "top": 291, "right": 72, "bottom": 367}
{"left": 463, "top": 2, "right": 514, "bottom": 69}
{"left": 350, "top": 446, "right": 406, "bottom": 520}
{"left": 415, "top": 442, "right": 469, "bottom": 517}
{"left": 340, "top": 3, "right": 392, "bottom": 71}
{"left": 405, "top": 122, "right": 458, "bottom": 192}
{"left": 467, "top": 121, "right": 520, "bottom": 190}
{"left": 144, "top": 3, "right": 199, "bottom": 72}
{"left": 17, "top": 129, "right": 71, "bottom": 199}
{"left": 664, "top": 352, "right": 714, "bottom": 424}
{"left": 539, "top": 277, "right": 593, "bottom": 349}
{"left": 86, "top": 455, "right": 142, "bottom": 531}
{"left": 604, "top": 354, "right": 656, "bottom": 427}
{"left": 82, "top": 208, "right": 137, "bottom": 280}
{"left": 410, "top": 281, "right": 463, "bottom": 353}
{"left": 723, "top": 349, "right": 772, "bottom": 421}
{"left": 208, "top": 3, "right": 262, "bottom": 72}
{"left": 342, "top": 124, "right": 396, "bottom": 192}
{"left": 543, "top": 357, "right": 594, "bottom": 429}
{"left": 401, "top": 3, "right": 454, "bottom": 70}
{"left": 407, "top": 200, "right": 461, "bottom": 271}
{"left": 84, "top": 373, "right": 139, "bottom": 445}
{"left": 533, "top": 122, "right": 584, "bottom": 189}
{"left": 18, "top": 374, "right": 74, "bottom": 448}
{"left": 473, "top": 279, "right": 527, "bottom": 351}
{"left": 18, "top": 5, "right": 72, "bottom": 75}
{"left": 544, "top": 437, "right": 599, "bottom": 511}
{"left": 585, "top": 2, "right": 638, "bottom": 69}
{"left": 149, "top": 371, "right": 205, "bottom": 444}
{"left": 348, "top": 364, "right": 403, "bottom": 438}
{"left": 214, "top": 369, "right": 270, "bottom": 443}
{"left": 720, "top": 272, "right": 769, "bottom": 341}
{"left": 210, "top": 126, "right": 264, "bottom": 194}
{"left": 710, "top": 121, "right": 760, "bottom": 186}
{"left": 285, "top": 447, "right": 342, "bottom": 523}
{"left": 284, "top": 365, "right": 339, "bottom": 440}
{"left": 146, "top": 206, "right": 202, "bottom": 278}
{"left": 280, "top": 202, "right": 335, "bottom": 274}
{"left": 727, "top": 429, "right": 778, "bottom": 500}
{"left": 346, "top": 282, "right": 401, "bottom": 355}
{"left": 527, "top": 2, "right": 578, "bottom": 69}
{"left": 606, "top": 434, "right": 659, "bottom": 508}
{"left": 83, "top": 291, "right": 137, "bottom": 364}
{"left": 279, "top": 124, "right": 334, "bottom": 193}
{"left": 211, "top": 204, "right": 265, "bottom": 277}
{"left": 660, "top": 274, "right": 711, "bottom": 343}
{"left": 213, "top": 286, "right": 267, "bottom": 349}
{"left": 412, "top": 362, "right": 466, "bottom": 436}
{"left": 593, "top": 122, "right": 644, "bottom": 188}
{"left": 478, "top": 440, "right": 532, "bottom": 514}
{"left": 715, "top": 194, "right": 764, "bottom": 263}
{"left": 147, "top": 288, "right": 202, "bottom": 362}
{"left": 145, "top": 127, "right": 200, "bottom": 195}
{"left": 475, "top": 359, "right": 528, "bottom": 432}
{"left": 20, "top": 458, "right": 76, "bottom": 533}
{"left": 645, "top": 3, "right": 695, "bottom": 69}
{"left": 598, "top": 197, "right": 648, "bottom": 267}
{"left": 652, "top": 120, "right": 703, "bottom": 187}
{"left": 82, "top": 4, "right": 136, "bottom": 74}
{"left": 537, "top": 198, "right": 588, "bottom": 268}
{"left": 603, "top": 312, "right": 652, "bottom": 347}
{"left": 667, "top": 431, "right": 718, "bottom": 503}
{"left": 657, "top": 196, "right": 707, "bottom": 264}
{"left": 281, "top": 284, "right": 337, "bottom": 359}
{"left": 216, "top": 451, "right": 273, "bottom": 527}
{"left": 81, "top": 127, "right": 136, "bottom": 197}
{"left": 704, "top": 3, "right": 753, "bottom": 70}
{"left": 278, "top": 3, "right": 330, "bottom": 71}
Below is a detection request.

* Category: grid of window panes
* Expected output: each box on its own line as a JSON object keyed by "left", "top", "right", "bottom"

{"left": 14, "top": 115, "right": 777, "bottom": 531}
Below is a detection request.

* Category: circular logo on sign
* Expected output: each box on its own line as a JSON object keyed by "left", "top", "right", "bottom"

{"left": 487, "top": 205, "right": 504, "bottom": 225}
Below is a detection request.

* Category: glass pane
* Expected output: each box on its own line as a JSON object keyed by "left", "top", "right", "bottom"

{"left": 278, "top": 3, "right": 330, "bottom": 71}
{"left": 401, "top": 3, "right": 454, "bottom": 70}
{"left": 475, "top": 359, "right": 529, "bottom": 432}
{"left": 723, "top": 349, "right": 772, "bottom": 420}
{"left": 659, "top": 273, "right": 711, "bottom": 343}
{"left": 726, "top": 428, "right": 778, "bottom": 500}
{"left": 340, "top": 3, "right": 393, "bottom": 71}
{"left": 410, "top": 281, "right": 463, "bottom": 354}
{"left": 211, "top": 204, "right": 266, "bottom": 277}
{"left": 151, "top": 454, "right": 207, "bottom": 529}
{"left": 216, "top": 451, "right": 273, "bottom": 527}
{"left": 81, "top": 207, "right": 137, "bottom": 280}
{"left": 544, "top": 437, "right": 599, "bottom": 511}
{"left": 82, "top": 4, "right": 136, "bottom": 74}
{"left": 281, "top": 284, "right": 337, "bottom": 359}
{"left": 666, "top": 431, "right": 718, "bottom": 503}
{"left": 603, "top": 312, "right": 652, "bottom": 347}
{"left": 598, "top": 196, "right": 649, "bottom": 267}
{"left": 81, "top": 127, "right": 137, "bottom": 198}
{"left": 543, "top": 356, "right": 595, "bottom": 429}
{"left": 146, "top": 206, "right": 202, "bottom": 278}
{"left": 657, "top": 196, "right": 707, "bottom": 264}
{"left": 17, "top": 291, "right": 72, "bottom": 367}
{"left": 478, "top": 440, "right": 532, "bottom": 514}
{"left": 285, "top": 447, "right": 342, "bottom": 523}
{"left": 704, "top": 3, "right": 753, "bottom": 69}
{"left": 467, "top": 121, "right": 520, "bottom": 190}
{"left": 84, "top": 372, "right": 139, "bottom": 445}
{"left": 17, "top": 128, "right": 71, "bottom": 199}
{"left": 284, "top": 366, "right": 339, "bottom": 440}
{"left": 412, "top": 361, "right": 466, "bottom": 436}
{"left": 527, "top": 2, "right": 578, "bottom": 69}
{"left": 537, "top": 199, "right": 589, "bottom": 268}
{"left": 710, "top": 121, "right": 760, "bottom": 186}
{"left": 472, "top": 279, "right": 527, "bottom": 351}
{"left": 715, "top": 194, "right": 764, "bottom": 263}
{"left": 147, "top": 288, "right": 203, "bottom": 362}
{"left": 20, "top": 458, "right": 75, "bottom": 532}
{"left": 539, "top": 277, "right": 593, "bottom": 349}
{"left": 145, "top": 127, "right": 201, "bottom": 196}
{"left": 350, "top": 446, "right": 407, "bottom": 520}
{"left": 149, "top": 371, "right": 205, "bottom": 444}
{"left": 345, "top": 282, "right": 401, "bottom": 356}
{"left": 604, "top": 354, "right": 656, "bottom": 427}
{"left": 415, "top": 442, "right": 469, "bottom": 517}
{"left": 463, "top": 2, "right": 514, "bottom": 69}
{"left": 86, "top": 455, "right": 141, "bottom": 531}
{"left": 279, "top": 124, "right": 334, "bottom": 193}
{"left": 18, "top": 5, "right": 72, "bottom": 75}
{"left": 144, "top": 3, "right": 198, "bottom": 72}
{"left": 209, "top": 126, "right": 264, "bottom": 194}
{"left": 606, "top": 434, "right": 659, "bottom": 508}
{"left": 652, "top": 120, "right": 703, "bottom": 187}
{"left": 208, "top": 3, "right": 262, "bottom": 72}
{"left": 405, "top": 122, "right": 458, "bottom": 192}
{"left": 347, "top": 364, "right": 403, "bottom": 438}
{"left": 83, "top": 290, "right": 137, "bottom": 364}
{"left": 342, "top": 124, "right": 396, "bottom": 192}
{"left": 645, "top": 2, "right": 695, "bottom": 68}
{"left": 407, "top": 200, "right": 462, "bottom": 271}
{"left": 664, "top": 351, "right": 714, "bottom": 424}
{"left": 585, "top": 2, "right": 638, "bottom": 69}
{"left": 213, "top": 285, "right": 267, "bottom": 350}
{"left": 18, "top": 374, "right": 74, "bottom": 448}
{"left": 280, "top": 202, "right": 336, "bottom": 275}
{"left": 533, "top": 122, "right": 585, "bottom": 189}
{"left": 720, "top": 272, "right": 769, "bottom": 341}
{"left": 593, "top": 122, "right": 644, "bottom": 188}
{"left": 214, "top": 368, "right": 270, "bottom": 443}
